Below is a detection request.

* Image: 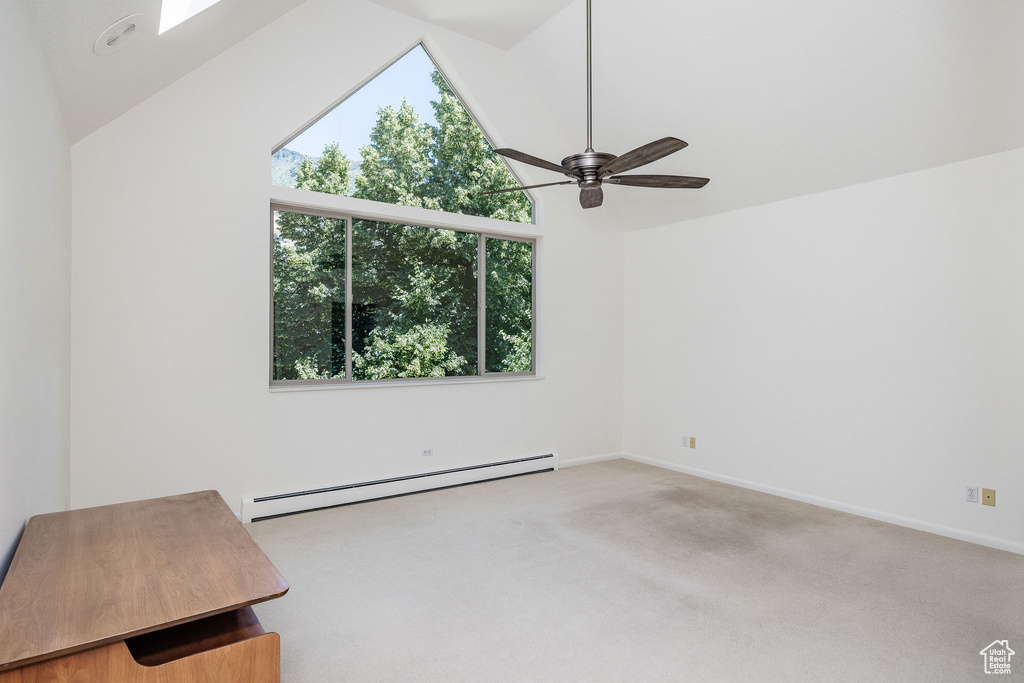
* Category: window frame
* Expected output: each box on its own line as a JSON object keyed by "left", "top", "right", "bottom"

{"left": 269, "top": 202, "right": 537, "bottom": 388}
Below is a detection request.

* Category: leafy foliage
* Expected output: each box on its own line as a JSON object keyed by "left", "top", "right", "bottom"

{"left": 350, "top": 220, "right": 478, "bottom": 379}
{"left": 424, "top": 71, "right": 532, "bottom": 223}
{"left": 272, "top": 70, "right": 533, "bottom": 381}
{"left": 273, "top": 214, "right": 347, "bottom": 380}
{"left": 353, "top": 323, "right": 466, "bottom": 380}
{"left": 486, "top": 237, "right": 533, "bottom": 372}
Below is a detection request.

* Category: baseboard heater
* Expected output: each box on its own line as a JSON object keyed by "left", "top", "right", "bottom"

{"left": 241, "top": 453, "right": 558, "bottom": 523}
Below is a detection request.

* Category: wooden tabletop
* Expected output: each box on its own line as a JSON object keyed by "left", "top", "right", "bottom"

{"left": 0, "top": 491, "right": 288, "bottom": 671}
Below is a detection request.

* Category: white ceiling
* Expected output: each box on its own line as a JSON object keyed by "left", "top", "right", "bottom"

{"left": 26, "top": 0, "right": 571, "bottom": 143}
{"left": 506, "top": 0, "right": 1024, "bottom": 229}
{"left": 364, "top": 0, "right": 574, "bottom": 50}
{"left": 24, "top": 0, "right": 1024, "bottom": 228}
{"left": 26, "top": 0, "right": 306, "bottom": 142}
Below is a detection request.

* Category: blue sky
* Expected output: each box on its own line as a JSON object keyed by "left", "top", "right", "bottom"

{"left": 283, "top": 46, "right": 441, "bottom": 164}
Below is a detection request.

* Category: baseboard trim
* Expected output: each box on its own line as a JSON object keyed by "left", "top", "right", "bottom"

{"left": 559, "top": 452, "right": 624, "bottom": 468}
{"left": 622, "top": 452, "right": 1024, "bottom": 556}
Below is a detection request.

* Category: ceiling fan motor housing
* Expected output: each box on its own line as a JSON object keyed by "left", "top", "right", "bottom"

{"left": 562, "top": 151, "right": 616, "bottom": 187}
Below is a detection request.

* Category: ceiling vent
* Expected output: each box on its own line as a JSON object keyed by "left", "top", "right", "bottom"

{"left": 94, "top": 14, "right": 144, "bottom": 56}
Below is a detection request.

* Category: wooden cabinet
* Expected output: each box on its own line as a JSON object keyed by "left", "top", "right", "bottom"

{"left": 0, "top": 492, "right": 288, "bottom": 682}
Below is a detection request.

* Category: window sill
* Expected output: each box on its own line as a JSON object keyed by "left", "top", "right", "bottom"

{"left": 269, "top": 373, "right": 544, "bottom": 392}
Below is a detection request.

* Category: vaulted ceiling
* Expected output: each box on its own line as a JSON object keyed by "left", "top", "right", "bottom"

{"left": 25, "top": 0, "right": 1024, "bottom": 229}
{"left": 24, "top": 0, "right": 571, "bottom": 143}
{"left": 27, "top": 0, "right": 306, "bottom": 142}
{"left": 365, "top": 0, "right": 575, "bottom": 50}
{"left": 506, "top": 0, "right": 1024, "bottom": 228}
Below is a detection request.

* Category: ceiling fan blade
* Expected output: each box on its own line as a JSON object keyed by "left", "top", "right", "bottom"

{"left": 477, "top": 180, "right": 575, "bottom": 196}
{"left": 579, "top": 186, "right": 604, "bottom": 209}
{"left": 597, "top": 137, "right": 689, "bottom": 177}
{"left": 606, "top": 174, "right": 710, "bottom": 188}
{"left": 493, "top": 148, "right": 574, "bottom": 176}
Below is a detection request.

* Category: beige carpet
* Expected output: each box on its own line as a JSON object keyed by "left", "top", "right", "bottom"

{"left": 248, "top": 460, "right": 1024, "bottom": 682}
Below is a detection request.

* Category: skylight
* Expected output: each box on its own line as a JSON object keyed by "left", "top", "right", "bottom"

{"left": 159, "top": 0, "right": 223, "bottom": 34}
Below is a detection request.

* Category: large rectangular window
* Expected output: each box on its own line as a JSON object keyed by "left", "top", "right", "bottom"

{"left": 271, "top": 207, "right": 535, "bottom": 385}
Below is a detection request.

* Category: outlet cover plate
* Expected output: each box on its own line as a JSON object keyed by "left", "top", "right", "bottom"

{"left": 982, "top": 488, "right": 995, "bottom": 506}
{"left": 966, "top": 486, "right": 980, "bottom": 503}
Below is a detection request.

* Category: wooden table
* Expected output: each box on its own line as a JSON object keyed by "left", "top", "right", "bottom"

{"left": 0, "top": 491, "right": 288, "bottom": 682}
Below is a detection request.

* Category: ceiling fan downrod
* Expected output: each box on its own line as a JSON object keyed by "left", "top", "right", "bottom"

{"left": 586, "top": 0, "right": 593, "bottom": 153}
{"left": 482, "top": 0, "right": 711, "bottom": 209}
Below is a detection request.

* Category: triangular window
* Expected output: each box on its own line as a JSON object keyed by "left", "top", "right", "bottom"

{"left": 272, "top": 45, "right": 533, "bottom": 224}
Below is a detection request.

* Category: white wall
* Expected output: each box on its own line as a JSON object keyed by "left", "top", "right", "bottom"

{"left": 70, "top": 0, "right": 624, "bottom": 514}
{"left": 624, "top": 148, "right": 1024, "bottom": 553}
{"left": 0, "top": 0, "right": 72, "bottom": 580}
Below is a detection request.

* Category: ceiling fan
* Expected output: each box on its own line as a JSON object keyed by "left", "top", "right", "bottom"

{"left": 480, "top": 0, "right": 709, "bottom": 209}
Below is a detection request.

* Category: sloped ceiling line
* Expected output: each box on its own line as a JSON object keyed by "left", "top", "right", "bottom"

{"left": 24, "top": 0, "right": 1024, "bottom": 229}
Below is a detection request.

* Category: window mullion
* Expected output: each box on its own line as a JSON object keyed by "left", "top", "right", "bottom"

{"left": 345, "top": 216, "right": 353, "bottom": 382}
{"left": 477, "top": 233, "right": 486, "bottom": 376}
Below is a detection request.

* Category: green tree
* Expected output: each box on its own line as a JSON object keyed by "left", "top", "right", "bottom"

{"left": 350, "top": 94, "right": 476, "bottom": 379}
{"left": 425, "top": 70, "right": 531, "bottom": 223}
{"left": 355, "top": 100, "right": 435, "bottom": 209}
{"left": 353, "top": 323, "right": 466, "bottom": 380}
{"left": 272, "top": 144, "right": 350, "bottom": 380}
{"left": 349, "top": 219, "right": 477, "bottom": 379}
{"left": 352, "top": 74, "right": 531, "bottom": 222}
{"left": 485, "top": 237, "right": 533, "bottom": 372}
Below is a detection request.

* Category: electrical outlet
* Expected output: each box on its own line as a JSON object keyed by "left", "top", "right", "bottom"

{"left": 689, "top": 437, "right": 696, "bottom": 449}
{"left": 422, "top": 448, "right": 433, "bottom": 457}
{"left": 982, "top": 488, "right": 995, "bottom": 506}
{"left": 682, "top": 435, "right": 689, "bottom": 448}
{"left": 966, "top": 486, "right": 979, "bottom": 503}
